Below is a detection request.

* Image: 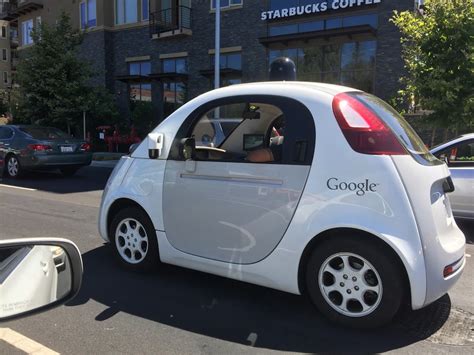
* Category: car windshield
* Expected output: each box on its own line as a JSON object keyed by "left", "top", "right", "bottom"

{"left": 20, "top": 127, "right": 71, "bottom": 140}
{"left": 352, "top": 93, "right": 441, "bottom": 166}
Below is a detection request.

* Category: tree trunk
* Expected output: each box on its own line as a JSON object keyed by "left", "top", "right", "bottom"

{"left": 67, "top": 122, "right": 71, "bottom": 135}
{"left": 443, "top": 128, "right": 449, "bottom": 142}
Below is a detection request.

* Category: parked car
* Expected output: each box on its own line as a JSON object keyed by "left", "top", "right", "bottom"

{"left": 99, "top": 82, "right": 465, "bottom": 328}
{"left": 430, "top": 133, "right": 474, "bottom": 220}
{"left": 0, "top": 125, "right": 92, "bottom": 178}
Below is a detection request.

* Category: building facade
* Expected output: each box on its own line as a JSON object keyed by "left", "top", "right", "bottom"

{"left": 0, "top": 0, "right": 418, "bottom": 126}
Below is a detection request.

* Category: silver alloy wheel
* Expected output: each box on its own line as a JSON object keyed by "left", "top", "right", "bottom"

{"left": 115, "top": 218, "right": 149, "bottom": 264}
{"left": 318, "top": 252, "right": 383, "bottom": 317}
{"left": 7, "top": 156, "right": 19, "bottom": 177}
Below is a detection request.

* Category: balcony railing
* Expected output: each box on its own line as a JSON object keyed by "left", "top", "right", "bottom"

{"left": 0, "top": 1, "right": 18, "bottom": 20}
{"left": 150, "top": 5, "right": 192, "bottom": 38}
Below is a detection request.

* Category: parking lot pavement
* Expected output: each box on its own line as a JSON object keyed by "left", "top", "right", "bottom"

{"left": 0, "top": 166, "right": 473, "bottom": 354}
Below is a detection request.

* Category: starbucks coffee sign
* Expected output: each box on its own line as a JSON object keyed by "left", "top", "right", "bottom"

{"left": 261, "top": 0, "right": 383, "bottom": 21}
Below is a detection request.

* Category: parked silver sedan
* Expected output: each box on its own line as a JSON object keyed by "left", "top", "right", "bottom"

{"left": 431, "top": 133, "right": 474, "bottom": 220}
{"left": 0, "top": 125, "right": 92, "bottom": 178}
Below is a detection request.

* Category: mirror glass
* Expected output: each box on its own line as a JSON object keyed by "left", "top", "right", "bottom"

{"left": 0, "top": 245, "right": 73, "bottom": 319}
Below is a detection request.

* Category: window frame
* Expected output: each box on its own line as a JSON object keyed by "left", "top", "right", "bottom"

{"left": 21, "top": 19, "right": 34, "bottom": 46}
{"left": 168, "top": 94, "right": 315, "bottom": 165}
{"left": 162, "top": 57, "right": 188, "bottom": 73}
{"left": 1, "top": 26, "right": 7, "bottom": 39}
{"left": 2, "top": 48, "right": 7, "bottom": 61}
{"left": 128, "top": 60, "right": 152, "bottom": 102}
{"left": 115, "top": 0, "right": 138, "bottom": 25}
{"left": 434, "top": 139, "right": 474, "bottom": 168}
{"left": 3, "top": 71, "right": 8, "bottom": 84}
{"left": 211, "top": 0, "right": 243, "bottom": 11}
{"left": 142, "top": 0, "right": 149, "bottom": 21}
{"left": 80, "top": 0, "right": 97, "bottom": 29}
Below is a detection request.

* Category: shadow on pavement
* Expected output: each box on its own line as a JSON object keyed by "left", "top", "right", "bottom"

{"left": 0, "top": 166, "right": 112, "bottom": 194}
{"left": 68, "top": 245, "right": 452, "bottom": 353}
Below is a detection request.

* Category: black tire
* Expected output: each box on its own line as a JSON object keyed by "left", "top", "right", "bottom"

{"left": 5, "top": 155, "right": 22, "bottom": 178}
{"left": 60, "top": 166, "right": 80, "bottom": 177}
{"left": 109, "top": 207, "right": 159, "bottom": 272}
{"left": 305, "top": 235, "right": 405, "bottom": 328}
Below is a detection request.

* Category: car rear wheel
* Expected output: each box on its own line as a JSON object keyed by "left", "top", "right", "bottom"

{"left": 109, "top": 207, "right": 159, "bottom": 271}
{"left": 6, "top": 155, "right": 22, "bottom": 178}
{"left": 60, "top": 166, "right": 80, "bottom": 177}
{"left": 305, "top": 236, "right": 405, "bottom": 328}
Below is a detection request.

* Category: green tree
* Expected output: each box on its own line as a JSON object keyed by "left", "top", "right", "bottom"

{"left": 16, "top": 12, "right": 117, "bottom": 134}
{"left": 392, "top": 0, "right": 474, "bottom": 133}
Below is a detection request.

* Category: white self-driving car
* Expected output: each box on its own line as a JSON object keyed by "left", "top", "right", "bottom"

{"left": 98, "top": 82, "right": 466, "bottom": 328}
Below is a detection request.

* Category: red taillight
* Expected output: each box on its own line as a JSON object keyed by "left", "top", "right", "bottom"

{"left": 332, "top": 93, "right": 407, "bottom": 155}
{"left": 27, "top": 144, "right": 52, "bottom": 151}
{"left": 80, "top": 143, "right": 91, "bottom": 152}
{"left": 443, "top": 257, "right": 464, "bottom": 278}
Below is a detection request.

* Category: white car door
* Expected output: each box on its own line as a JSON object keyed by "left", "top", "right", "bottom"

{"left": 162, "top": 95, "right": 315, "bottom": 264}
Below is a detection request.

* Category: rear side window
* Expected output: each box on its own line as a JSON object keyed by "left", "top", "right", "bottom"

{"left": 0, "top": 127, "right": 13, "bottom": 139}
{"left": 352, "top": 93, "right": 441, "bottom": 166}
{"left": 20, "top": 127, "right": 70, "bottom": 140}
{"left": 435, "top": 139, "right": 474, "bottom": 167}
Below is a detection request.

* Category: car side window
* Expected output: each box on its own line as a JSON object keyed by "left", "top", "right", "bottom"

{"left": 436, "top": 140, "right": 474, "bottom": 167}
{"left": 0, "top": 127, "right": 13, "bottom": 139}
{"left": 169, "top": 95, "right": 315, "bottom": 165}
{"left": 191, "top": 103, "right": 246, "bottom": 148}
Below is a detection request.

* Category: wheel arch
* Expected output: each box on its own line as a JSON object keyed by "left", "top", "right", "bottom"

{"left": 297, "top": 228, "right": 413, "bottom": 308}
{"left": 106, "top": 198, "right": 154, "bottom": 239}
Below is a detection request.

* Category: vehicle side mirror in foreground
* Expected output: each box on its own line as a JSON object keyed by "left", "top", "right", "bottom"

{"left": 0, "top": 238, "right": 83, "bottom": 322}
{"left": 148, "top": 133, "right": 164, "bottom": 159}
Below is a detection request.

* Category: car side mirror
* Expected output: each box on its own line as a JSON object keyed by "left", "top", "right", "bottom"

{"left": 148, "top": 133, "right": 164, "bottom": 159}
{"left": 129, "top": 143, "right": 140, "bottom": 155}
{"left": 0, "top": 238, "right": 83, "bottom": 322}
{"left": 180, "top": 138, "right": 196, "bottom": 160}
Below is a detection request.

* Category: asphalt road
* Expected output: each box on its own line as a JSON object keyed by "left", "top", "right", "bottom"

{"left": 0, "top": 166, "right": 473, "bottom": 354}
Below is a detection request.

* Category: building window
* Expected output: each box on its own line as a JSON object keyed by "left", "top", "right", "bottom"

{"left": 3, "top": 72, "right": 8, "bottom": 84}
{"left": 163, "top": 82, "right": 186, "bottom": 117}
{"left": 211, "top": 0, "right": 242, "bottom": 10}
{"left": 116, "top": 0, "right": 138, "bottom": 25}
{"left": 129, "top": 60, "right": 151, "bottom": 101}
{"left": 162, "top": 57, "right": 187, "bottom": 73}
{"left": 269, "top": 40, "right": 376, "bottom": 93}
{"left": 21, "top": 19, "right": 34, "bottom": 45}
{"left": 1, "top": 26, "right": 6, "bottom": 39}
{"left": 2, "top": 49, "right": 7, "bottom": 61}
{"left": 80, "top": 0, "right": 97, "bottom": 29}
{"left": 268, "top": 14, "right": 378, "bottom": 36}
{"left": 142, "top": 0, "right": 149, "bottom": 21}
{"left": 210, "top": 52, "right": 242, "bottom": 70}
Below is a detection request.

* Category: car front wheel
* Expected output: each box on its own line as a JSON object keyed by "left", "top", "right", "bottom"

{"left": 109, "top": 207, "right": 159, "bottom": 271}
{"left": 306, "top": 236, "right": 405, "bottom": 328}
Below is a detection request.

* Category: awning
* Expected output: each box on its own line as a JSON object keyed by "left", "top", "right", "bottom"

{"left": 115, "top": 75, "right": 151, "bottom": 83}
{"left": 148, "top": 72, "right": 188, "bottom": 82}
{"left": 199, "top": 68, "right": 242, "bottom": 77}
{"left": 259, "top": 25, "right": 376, "bottom": 47}
{"left": 11, "top": 1, "right": 44, "bottom": 17}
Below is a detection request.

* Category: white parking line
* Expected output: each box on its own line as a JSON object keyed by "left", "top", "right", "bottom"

{"left": 0, "top": 184, "right": 37, "bottom": 191}
{"left": 0, "top": 328, "right": 59, "bottom": 354}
